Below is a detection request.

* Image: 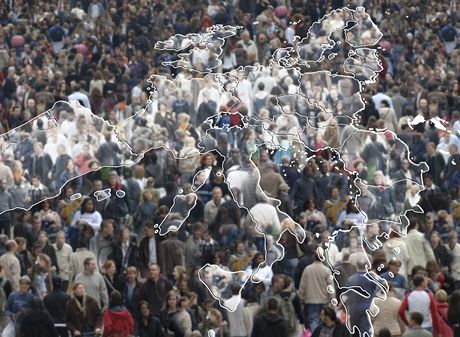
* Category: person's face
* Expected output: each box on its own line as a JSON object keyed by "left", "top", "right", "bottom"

{"left": 236, "top": 243, "right": 245, "bottom": 254}
{"left": 127, "top": 270, "right": 136, "bottom": 281}
{"left": 193, "top": 229, "right": 202, "bottom": 240}
{"left": 431, "top": 232, "right": 440, "bottom": 245}
{"left": 39, "top": 233, "right": 47, "bottom": 244}
{"left": 168, "top": 295, "right": 177, "bottom": 308}
{"left": 19, "top": 281, "right": 30, "bottom": 294}
{"left": 331, "top": 188, "right": 339, "bottom": 199}
{"left": 212, "top": 189, "right": 222, "bottom": 203}
{"left": 74, "top": 284, "right": 85, "bottom": 297}
{"left": 85, "top": 200, "right": 94, "bottom": 212}
{"left": 104, "top": 223, "right": 114, "bottom": 236}
{"left": 144, "top": 226, "right": 154, "bottom": 238}
{"left": 389, "top": 263, "right": 401, "bottom": 274}
{"left": 204, "top": 155, "right": 213, "bottom": 166}
{"left": 108, "top": 263, "right": 116, "bottom": 274}
{"left": 93, "top": 181, "right": 103, "bottom": 190}
{"left": 122, "top": 228, "right": 130, "bottom": 241}
{"left": 32, "top": 177, "right": 40, "bottom": 187}
{"left": 86, "top": 260, "right": 97, "bottom": 273}
{"left": 109, "top": 175, "right": 117, "bottom": 185}
{"left": 148, "top": 265, "right": 160, "bottom": 279}
{"left": 141, "top": 304, "right": 150, "bottom": 317}
{"left": 56, "top": 233, "right": 65, "bottom": 247}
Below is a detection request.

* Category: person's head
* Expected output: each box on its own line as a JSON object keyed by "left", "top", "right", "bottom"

{"left": 109, "top": 290, "right": 123, "bottom": 308}
{"left": 37, "top": 253, "right": 51, "bottom": 270}
{"left": 101, "top": 220, "right": 114, "bottom": 237}
{"left": 5, "top": 240, "right": 17, "bottom": 253}
{"left": 413, "top": 274, "right": 427, "bottom": 289}
{"left": 320, "top": 306, "right": 337, "bottom": 327}
{"left": 108, "top": 171, "right": 119, "bottom": 186}
{"left": 72, "top": 282, "right": 85, "bottom": 297}
{"left": 33, "top": 142, "right": 43, "bottom": 155}
{"left": 81, "top": 198, "right": 95, "bottom": 213}
{"left": 377, "top": 327, "right": 392, "bottom": 337}
{"left": 436, "top": 289, "right": 448, "bottom": 303}
{"left": 126, "top": 266, "right": 138, "bottom": 281}
{"left": 409, "top": 311, "right": 424, "bottom": 327}
{"left": 31, "top": 175, "right": 41, "bottom": 187}
{"left": 267, "top": 297, "right": 280, "bottom": 313}
{"left": 144, "top": 220, "right": 157, "bottom": 238}
{"left": 211, "top": 187, "right": 222, "bottom": 203}
{"left": 84, "top": 257, "right": 97, "bottom": 274}
{"left": 165, "top": 291, "right": 178, "bottom": 310}
{"left": 271, "top": 274, "right": 285, "bottom": 293}
{"left": 431, "top": 231, "right": 441, "bottom": 246}
{"left": 19, "top": 275, "right": 31, "bottom": 294}
{"left": 388, "top": 259, "right": 401, "bottom": 274}
{"left": 148, "top": 263, "right": 160, "bottom": 280}
{"left": 139, "top": 300, "right": 150, "bottom": 317}
{"left": 178, "top": 296, "right": 189, "bottom": 310}
{"left": 103, "top": 260, "right": 116, "bottom": 275}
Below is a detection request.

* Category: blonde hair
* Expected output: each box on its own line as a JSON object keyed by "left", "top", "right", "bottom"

{"left": 436, "top": 289, "right": 448, "bottom": 303}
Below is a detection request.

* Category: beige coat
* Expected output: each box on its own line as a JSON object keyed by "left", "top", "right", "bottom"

{"left": 0, "top": 252, "right": 20, "bottom": 290}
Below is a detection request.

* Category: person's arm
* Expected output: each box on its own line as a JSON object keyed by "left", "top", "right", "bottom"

{"left": 429, "top": 292, "right": 440, "bottom": 335}
{"left": 64, "top": 301, "right": 78, "bottom": 335}
{"left": 102, "top": 311, "right": 112, "bottom": 337}
{"left": 398, "top": 294, "right": 409, "bottom": 326}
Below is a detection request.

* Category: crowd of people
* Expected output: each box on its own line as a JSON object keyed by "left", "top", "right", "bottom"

{"left": 0, "top": 0, "right": 460, "bottom": 337}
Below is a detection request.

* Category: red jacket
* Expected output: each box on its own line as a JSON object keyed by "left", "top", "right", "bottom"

{"left": 436, "top": 302, "right": 454, "bottom": 337}
{"left": 103, "top": 306, "right": 134, "bottom": 337}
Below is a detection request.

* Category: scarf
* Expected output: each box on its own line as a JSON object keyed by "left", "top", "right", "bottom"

{"left": 74, "top": 294, "right": 87, "bottom": 318}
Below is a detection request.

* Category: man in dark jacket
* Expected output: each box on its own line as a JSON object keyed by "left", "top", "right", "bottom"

{"left": 311, "top": 306, "right": 350, "bottom": 337}
{"left": 251, "top": 297, "right": 289, "bottom": 337}
{"left": 44, "top": 277, "right": 70, "bottom": 337}
{"left": 137, "top": 263, "right": 172, "bottom": 317}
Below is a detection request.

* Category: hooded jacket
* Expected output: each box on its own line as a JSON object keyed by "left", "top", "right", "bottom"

{"left": 251, "top": 312, "right": 289, "bottom": 337}
{"left": 103, "top": 305, "right": 134, "bottom": 337}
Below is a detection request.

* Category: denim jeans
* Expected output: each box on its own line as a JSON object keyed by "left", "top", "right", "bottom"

{"left": 304, "top": 303, "right": 326, "bottom": 332}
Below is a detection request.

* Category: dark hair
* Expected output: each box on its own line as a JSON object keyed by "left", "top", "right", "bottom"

{"left": 80, "top": 197, "right": 95, "bottom": 213}
{"left": 267, "top": 297, "right": 279, "bottom": 311}
{"left": 448, "top": 290, "right": 460, "bottom": 323}
{"left": 377, "top": 327, "right": 392, "bottom": 337}
{"left": 321, "top": 306, "right": 337, "bottom": 322}
{"left": 109, "top": 290, "right": 123, "bottom": 308}
{"left": 413, "top": 274, "right": 426, "bottom": 287}
{"left": 410, "top": 311, "right": 424, "bottom": 326}
{"left": 83, "top": 257, "right": 95, "bottom": 267}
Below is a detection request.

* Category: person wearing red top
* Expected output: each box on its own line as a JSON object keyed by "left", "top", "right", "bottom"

{"left": 435, "top": 290, "right": 454, "bottom": 337}
{"left": 103, "top": 290, "right": 134, "bottom": 337}
{"left": 398, "top": 275, "right": 440, "bottom": 336}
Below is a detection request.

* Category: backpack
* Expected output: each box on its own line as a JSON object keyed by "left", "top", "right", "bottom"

{"left": 0, "top": 278, "right": 7, "bottom": 314}
{"left": 277, "top": 293, "right": 297, "bottom": 333}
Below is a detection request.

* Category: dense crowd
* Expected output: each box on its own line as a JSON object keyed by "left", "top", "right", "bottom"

{"left": 1, "top": 0, "right": 460, "bottom": 337}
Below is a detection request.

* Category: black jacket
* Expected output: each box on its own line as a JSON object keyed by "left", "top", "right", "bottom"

{"left": 44, "top": 289, "right": 71, "bottom": 323}
{"left": 251, "top": 313, "right": 289, "bottom": 337}
{"left": 138, "top": 315, "right": 165, "bottom": 337}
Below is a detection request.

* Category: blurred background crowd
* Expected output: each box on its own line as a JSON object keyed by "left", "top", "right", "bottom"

{"left": 1, "top": 0, "right": 460, "bottom": 337}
